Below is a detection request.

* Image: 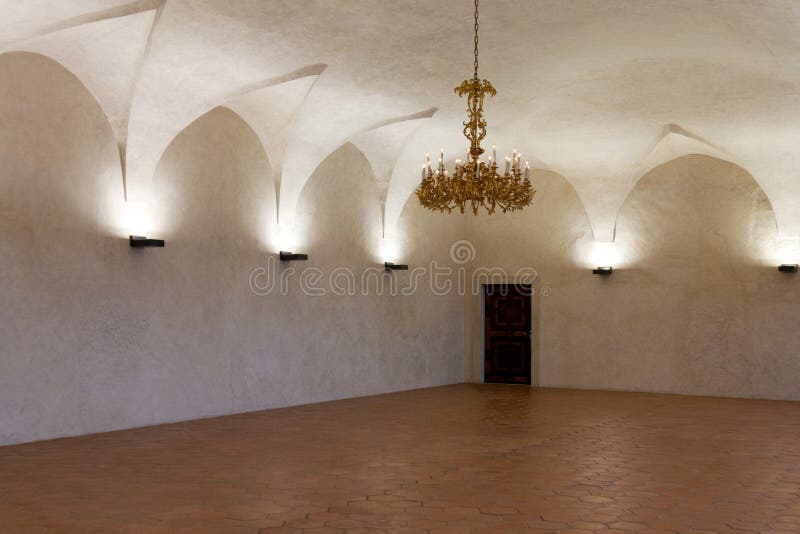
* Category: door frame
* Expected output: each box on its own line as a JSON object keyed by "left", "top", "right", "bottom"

{"left": 468, "top": 280, "right": 540, "bottom": 385}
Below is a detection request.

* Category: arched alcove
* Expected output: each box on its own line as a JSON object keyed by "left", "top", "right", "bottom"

{"left": 152, "top": 105, "right": 275, "bottom": 249}
{"left": 459, "top": 168, "right": 595, "bottom": 383}
{"left": 294, "top": 142, "right": 382, "bottom": 263}
{"left": 465, "top": 169, "right": 595, "bottom": 272}
{"left": 0, "top": 51, "right": 130, "bottom": 444}
{"left": 0, "top": 51, "right": 121, "bottom": 234}
{"left": 615, "top": 154, "right": 778, "bottom": 275}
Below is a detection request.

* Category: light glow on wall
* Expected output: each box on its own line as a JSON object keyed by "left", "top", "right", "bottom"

{"left": 591, "top": 241, "right": 618, "bottom": 268}
{"left": 104, "top": 199, "right": 166, "bottom": 240}
{"left": 275, "top": 222, "right": 299, "bottom": 253}
{"left": 122, "top": 201, "right": 153, "bottom": 236}
{"left": 380, "top": 236, "right": 400, "bottom": 263}
{"left": 776, "top": 235, "right": 800, "bottom": 265}
{"left": 268, "top": 215, "right": 309, "bottom": 254}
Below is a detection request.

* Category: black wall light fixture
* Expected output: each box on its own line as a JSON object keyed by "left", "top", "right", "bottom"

{"left": 592, "top": 266, "right": 613, "bottom": 275}
{"left": 130, "top": 235, "right": 164, "bottom": 248}
{"left": 779, "top": 264, "right": 798, "bottom": 273}
{"left": 385, "top": 262, "right": 409, "bottom": 271}
{"left": 280, "top": 251, "right": 308, "bottom": 261}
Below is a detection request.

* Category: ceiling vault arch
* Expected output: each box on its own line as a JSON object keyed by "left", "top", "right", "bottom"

{"left": 1, "top": 2, "right": 163, "bottom": 200}
{"left": 2, "top": 0, "right": 800, "bottom": 244}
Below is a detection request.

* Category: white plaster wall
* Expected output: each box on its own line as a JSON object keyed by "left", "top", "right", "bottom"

{"left": 467, "top": 156, "right": 800, "bottom": 401}
{"left": 0, "top": 53, "right": 463, "bottom": 446}
{"left": 4, "top": 48, "right": 800, "bottom": 447}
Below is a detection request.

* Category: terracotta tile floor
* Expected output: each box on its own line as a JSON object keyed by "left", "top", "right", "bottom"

{"left": 2, "top": 384, "right": 800, "bottom": 533}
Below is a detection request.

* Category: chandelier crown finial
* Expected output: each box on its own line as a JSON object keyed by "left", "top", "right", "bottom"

{"left": 415, "top": 0, "right": 534, "bottom": 215}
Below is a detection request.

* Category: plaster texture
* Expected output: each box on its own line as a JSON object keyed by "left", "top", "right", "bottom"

{"left": 0, "top": 53, "right": 463, "bottom": 446}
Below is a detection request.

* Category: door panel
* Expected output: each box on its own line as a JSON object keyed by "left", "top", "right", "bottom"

{"left": 484, "top": 284, "right": 532, "bottom": 384}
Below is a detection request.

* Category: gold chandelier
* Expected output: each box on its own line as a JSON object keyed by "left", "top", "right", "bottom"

{"left": 416, "top": 0, "right": 534, "bottom": 215}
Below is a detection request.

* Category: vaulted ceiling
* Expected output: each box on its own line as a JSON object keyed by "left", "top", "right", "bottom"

{"left": 3, "top": 0, "right": 800, "bottom": 241}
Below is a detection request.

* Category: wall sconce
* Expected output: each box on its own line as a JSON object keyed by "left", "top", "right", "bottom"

{"left": 280, "top": 251, "right": 308, "bottom": 261}
{"left": 779, "top": 264, "right": 798, "bottom": 273}
{"left": 129, "top": 235, "right": 164, "bottom": 248}
{"left": 385, "top": 262, "right": 408, "bottom": 271}
{"left": 590, "top": 241, "right": 617, "bottom": 275}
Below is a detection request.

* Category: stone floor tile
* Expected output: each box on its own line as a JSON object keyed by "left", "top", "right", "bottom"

{"left": 1, "top": 384, "right": 799, "bottom": 533}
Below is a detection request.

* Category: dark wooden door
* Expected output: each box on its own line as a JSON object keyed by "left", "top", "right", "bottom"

{"left": 484, "top": 284, "right": 532, "bottom": 384}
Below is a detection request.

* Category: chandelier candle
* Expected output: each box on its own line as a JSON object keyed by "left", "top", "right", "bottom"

{"left": 416, "top": 0, "right": 534, "bottom": 215}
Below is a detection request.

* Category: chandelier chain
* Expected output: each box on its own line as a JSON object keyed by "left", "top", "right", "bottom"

{"left": 473, "top": 0, "right": 479, "bottom": 81}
